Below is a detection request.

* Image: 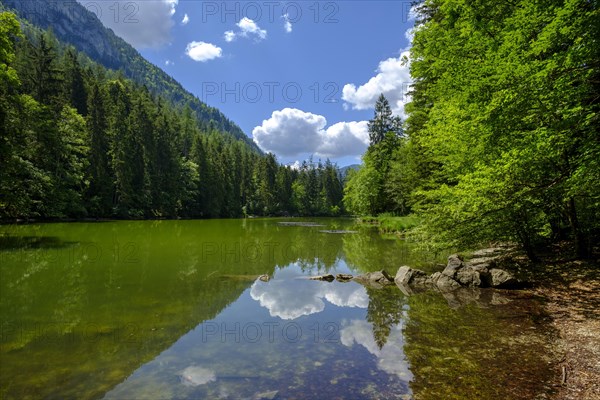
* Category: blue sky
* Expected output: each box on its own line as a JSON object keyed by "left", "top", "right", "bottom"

{"left": 84, "top": 0, "right": 415, "bottom": 167}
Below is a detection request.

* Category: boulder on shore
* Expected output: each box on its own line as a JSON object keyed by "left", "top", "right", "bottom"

{"left": 434, "top": 272, "right": 462, "bottom": 291}
{"left": 393, "top": 251, "right": 522, "bottom": 292}
{"left": 455, "top": 266, "right": 484, "bottom": 287}
{"left": 442, "top": 254, "right": 464, "bottom": 278}
{"left": 489, "top": 268, "right": 519, "bottom": 288}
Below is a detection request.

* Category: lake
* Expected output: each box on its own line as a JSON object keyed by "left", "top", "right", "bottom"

{"left": 0, "top": 218, "right": 557, "bottom": 399}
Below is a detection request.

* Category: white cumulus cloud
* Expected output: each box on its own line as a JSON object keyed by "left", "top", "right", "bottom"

{"left": 78, "top": 0, "right": 178, "bottom": 48}
{"left": 252, "top": 108, "right": 369, "bottom": 158}
{"left": 181, "top": 13, "right": 189, "bottom": 25}
{"left": 288, "top": 161, "right": 302, "bottom": 170}
{"left": 223, "top": 17, "right": 267, "bottom": 42}
{"left": 342, "top": 50, "right": 412, "bottom": 118}
{"left": 224, "top": 30, "right": 236, "bottom": 42}
{"left": 282, "top": 13, "right": 293, "bottom": 33}
{"left": 238, "top": 17, "right": 267, "bottom": 39}
{"left": 253, "top": 108, "right": 326, "bottom": 157}
{"left": 165, "top": 0, "right": 178, "bottom": 15}
{"left": 185, "top": 41, "right": 222, "bottom": 62}
{"left": 318, "top": 121, "right": 370, "bottom": 158}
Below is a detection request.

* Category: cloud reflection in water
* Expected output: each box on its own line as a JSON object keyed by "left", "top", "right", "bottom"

{"left": 250, "top": 265, "right": 368, "bottom": 320}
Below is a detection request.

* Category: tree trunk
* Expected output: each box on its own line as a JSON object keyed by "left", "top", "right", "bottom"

{"left": 515, "top": 222, "right": 538, "bottom": 262}
{"left": 567, "top": 197, "right": 589, "bottom": 258}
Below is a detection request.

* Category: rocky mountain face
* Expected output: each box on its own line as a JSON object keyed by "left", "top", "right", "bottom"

{"left": 1, "top": 0, "right": 258, "bottom": 150}
{"left": 4, "top": 0, "right": 123, "bottom": 69}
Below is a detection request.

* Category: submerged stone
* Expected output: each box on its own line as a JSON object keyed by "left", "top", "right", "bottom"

{"left": 253, "top": 390, "right": 279, "bottom": 400}
{"left": 179, "top": 366, "right": 216, "bottom": 387}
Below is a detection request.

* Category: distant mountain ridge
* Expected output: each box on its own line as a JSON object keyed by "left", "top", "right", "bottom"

{"left": 1, "top": 0, "right": 259, "bottom": 151}
{"left": 339, "top": 164, "right": 361, "bottom": 178}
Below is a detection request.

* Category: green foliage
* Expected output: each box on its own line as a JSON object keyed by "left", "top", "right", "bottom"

{"left": 0, "top": 10, "right": 21, "bottom": 87}
{"left": 404, "top": 0, "right": 599, "bottom": 258}
{"left": 368, "top": 94, "right": 403, "bottom": 145}
{"left": 53, "top": 106, "right": 90, "bottom": 217}
{"left": 287, "top": 159, "right": 344, "bottom": 217}
{"left": 343, "top": 165, "right": 381, "bottom": 216}
{"left": 384, "top": 137, "right": 428, "bottom": 217}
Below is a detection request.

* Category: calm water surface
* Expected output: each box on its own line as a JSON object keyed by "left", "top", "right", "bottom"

{"left": 0, "top": 219, "right": 557, "bottom": 399}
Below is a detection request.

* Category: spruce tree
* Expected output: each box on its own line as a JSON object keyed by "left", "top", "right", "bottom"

{"left": 367, "top": 94, "right": 402, "bottom": 146}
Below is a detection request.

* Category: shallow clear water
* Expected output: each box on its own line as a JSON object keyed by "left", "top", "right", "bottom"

{"left": 0, "top": 219, "right": 556, "bottom": 399}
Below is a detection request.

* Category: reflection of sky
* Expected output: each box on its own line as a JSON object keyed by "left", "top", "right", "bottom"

{"left": 103, "top": 260, "right": 411, "bottom": 399}
{"left": 340, "top": 320, "right": 414, "bottom": 382}
{"left": 250, "top": 263, "right": 369, "bottom": 320}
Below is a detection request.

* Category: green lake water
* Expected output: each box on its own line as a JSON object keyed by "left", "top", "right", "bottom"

{"left": 0, "top": 218, "right": 557, "bottom": 399}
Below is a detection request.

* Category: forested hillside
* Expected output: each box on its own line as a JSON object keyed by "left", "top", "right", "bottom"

{"left": 0, "top": 12, "right": 344, "bottom": 219}
{"left": 344, "top": 0, "right": 599, "bottom": 258}
{"left": 0, "top": 0, "right": 256, "bottom": 149}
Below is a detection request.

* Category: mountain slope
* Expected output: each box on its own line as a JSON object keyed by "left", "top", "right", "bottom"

{"left": 1, "top": 0, "right": 259, "bottom": 151}
{"left": 339, "top": 164, "right": 361, "bottom": 178}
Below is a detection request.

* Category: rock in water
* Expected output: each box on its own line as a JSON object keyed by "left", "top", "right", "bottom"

{"left": 179, "top": 366, "right": 216, "bottom": 387}
{"left": 336, "top": 274, "right": 353, "bottom": 282}
{"left": 435, "top": 273, "right": 461, "bottom": 291}
{"left": 355, "top": 270, "right": 394, "bottom": 285}
{"left": 309, "top": 274, "right": 335, "bottom": 282}
{"left": 395, "top": 266, "right": 430, "bottom": 286}
{"left": 394, "top": 266, "right": 411, "bottom": 285}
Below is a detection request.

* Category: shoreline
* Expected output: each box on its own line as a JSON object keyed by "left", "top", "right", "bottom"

{"left": 480, "top": 246, "right": 600, "bottom": 399}
{"left": 531, "top": 259, "right": 600, "bottom": 399}
{"left": 404, "top": 243, "right": 600, "bottom": 399}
